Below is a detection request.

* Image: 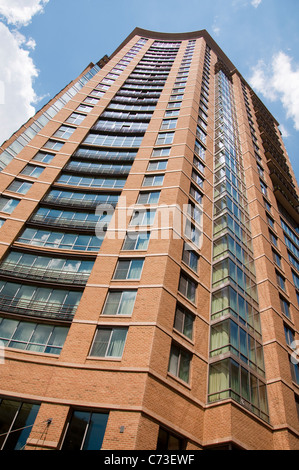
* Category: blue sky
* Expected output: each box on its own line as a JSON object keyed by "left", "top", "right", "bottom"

{"left": 0, "top": 0, "right": 299, "bottom": 183}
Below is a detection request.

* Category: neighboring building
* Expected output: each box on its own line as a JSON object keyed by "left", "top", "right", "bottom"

{"left": 0, "top": 28, "right": 298, "bottom": 450}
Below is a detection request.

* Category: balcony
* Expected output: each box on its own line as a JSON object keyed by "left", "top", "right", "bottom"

{"left": 29, "top": 213, "right": 110, "bottom": 231}
{"left": 0, "top": 295, "right": 78, "bottom": 321}
{"left": 0, "top": 262, "right": 91, "bottom": 286}
{"left": 64, "top": 161, "right": 132, "bottom": 176}
{"left": 42, "top": 194, "right": 119, "bottom": 209}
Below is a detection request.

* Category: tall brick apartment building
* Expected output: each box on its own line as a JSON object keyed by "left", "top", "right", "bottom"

{"left": 0, "top": 28, "right": 298, "bottom": 450}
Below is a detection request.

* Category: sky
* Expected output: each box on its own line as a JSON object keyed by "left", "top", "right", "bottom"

{"left": 0, "top": 0, "right": 298, "bottom": 184}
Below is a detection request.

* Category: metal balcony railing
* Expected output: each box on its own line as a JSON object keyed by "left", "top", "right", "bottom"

{"left": 0, "top": 295, "right": 78, "bottom": 321}
{"left": 0, "top": 262, "right": 91, "bottom": 285}
{"left": 29, "top": 214, "right": 109, "bottom": 231}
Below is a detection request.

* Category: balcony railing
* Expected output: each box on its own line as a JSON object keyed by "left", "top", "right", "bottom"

{"left": 0, "top": 262, "right": 91, "bottom": 285}
{"left": 42, "top": 194, "right": 119, "bottom": 209}
{"left": 64, "top": 162, "right": 131, "bottom": 175}
{"left": 0, "top": 295, "right": 78, "bottom": 321}
{"left": 29, "top": 213, "right": 110, "bottom": 231}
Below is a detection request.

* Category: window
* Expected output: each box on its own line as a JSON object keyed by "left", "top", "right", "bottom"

{"left": 156, "top": 132, "right": 174, "bottom": 145}
{"left": 276, "top": 271, "right": 286, "bottom": 291}
{"left": 147, "top": 160, "right": 167, "bottom": 171}
{"left": 0, "top": 317, "right": 68, "bottom": 354}
{"left": 113, "top": 259, "right": 144, "bottom": 280}
{"left": 182, "top": 242, "right": 199, "bottom": 272}
{"left": 269, "top": 230, "right": 278, "bottom": 247}
{"left": 295, "top": 395, "right": 299, "bottom": 421}
{"left": 292, "top": 271, "right": 299, "bottom": 290}
{"left": 137, "top": 191, "right": 160, "bottom": 205}
{"left": 143, "top": 175, "right": 164, "bottom": 187}
{"left": 20, "top": 164, "right": 44, "bottom": 178}
{"left": 184, "top": 220, "right": 201, "bottom": 247}
{"left": 61, "top": 410, "right": 108, "bottom": 450}
{"left": 190, "top": 185, "right": 203, "bottom": 204}
{"left": 168, "top": 343, "right": 191, "bottom": 383}
{"left": 193, "top": 156, "right": 205, "bottom": 173}
{"left": 76, "top": 104, "right": 93, "bottom": 113}
{"left": 66, "top": 113, "right": 86, "bottom": 125}
{"left": 260, "top": 180, "right": 268, "bottom": 196}
{"left": 43, "top": 140, "right": 64, "bottom": 151}
{"left": 178, "top": 272, "right": 197, "bottom": 303}
{"left": 152, "top": 148, "right": 170, "bottom": 158}
{"left": 122, "top": 232, "right": 150, "bottom": 251}
{"left": 17, "top": 228, "right": 102, "bottom": 252}
{"left": 33, "top": 152, "right": 55, "bottom": 164}
{"left": 284, "top": 324, "right": 295, "bottom": 347}
{"left": 192, "top": 169, "right": 204, "bottom": 188}
{"left": 290, "top": 356, "right": 299, "bottom": 385}
{"left": 90, "top": 327, "right": 128, "bottom": 358}
{"left": 266, "top": 214, "right": 275, "bottom": 229}
{"left": 130, "top": 209, "right": 156, "bottom": 227}
{"left": 7, "top": 180, "right": 32, "bottom": 195}
{"left": 0, "top": 399, "right": 40, "bottom": 450}
{"left": 102, "top": 290, "right": 137, "bottom": 316}
{"left": 272, "top": 249, "right": 281, "bottom": 267}
{"left": 280, "top": 296, "right": 291, "bottom": 318}
{"left": 173, "top": 304, "right": 194, "bottom": 340}
{"left": 156, "top": 428, "right": 185, "bottom": 451}
{"left": 161, "top": 119, "right": 177, "bottom": 130}
{"left": 0, "top": 197, "right": 19, "bottom": 214}
{"left": 57, "top": 174, "right": 126, "bottom": 189}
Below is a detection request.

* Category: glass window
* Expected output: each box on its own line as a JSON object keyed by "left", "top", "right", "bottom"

{"left": 66, "top": 113, "right": 86, "bottom": 125}
{"left": 147, "top": 160, "right": 167, "bottom": 171}
{"left": 182, "top": 242, "right": 199, "bottom": 272}
{"left": 0, "top": 197, "right": 19, "bottom": 214}
{"left": 113, "top": 259, "right": 144, "bottom": 280}
{"left": 156, "top": 132, "right": 174, "bottom": 145}
{"left": 137, "top": 191, "right": 160, "bottom": 205}
{"left": 61, "top": 410, "right": 108, "bottom": 450}
{"left": 0, "top": 399, "right": 40, "bottom": 450}
{"left": 122, "top": 232, "right": 150, "bottom": 251}
{"left": 161, "top": 119, "right": 177, "bottom": 130}
{"left": 90, "top": 327, "right": 128, "bottom": 358}
{"left": 102, "top": 290, "right": 137, "bottom": 316}
{"left": 43, "top": 140, "right": 64, "bottom": 151}
{"left": 168, "top": 343, "right": 191, "bottom": 383}
{"left": 178, "top": 272, "right": 196, "bottom": 303}
{"left": 284, "top": 324, "right": 295, "bottom": 347}
{"left": 156, "top": 428, "right": 185, "bottom": 451}
{"left": 143, "top": 175, "right": 164, "bottom": 187}
{"left": 174, "top": 304, "right": 194, "bottom": 340}
{"left": 130, "top": 209, "right": 156, "bottom": 227}
{"left": 0, "top": 317, "right": 68, "bottom": 354}
{"left": 7, "top": 180, "right": 32, "bottom": 195}
{"left": 33, "top": 152, "right": 55, "bottom": 164}
{"left": 276, "top": 271, "right": 286, "bottom": 291}
{"left": 20, "top": 165, "right": 44, "bottom": 178}
{"left": 280, "top": 296, "right": 290, "bottom": 318}
{"left": 152, "top": 148, "right": 170, "bottom": 157}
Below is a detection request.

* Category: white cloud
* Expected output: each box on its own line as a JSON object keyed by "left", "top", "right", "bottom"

{"left": 279, "top": 124, "right": 290, "bottom": 139}
{"left": 0, "top": 0, "right": 50, "bottom": 145}
{"left": 212, "top": 16, "right": 221, "bottom": 36}
{"left": 0, "top": 22, "right": 39, "bottom": 144}
{"left": 249, "top": 52, "right": 299, "bottom": 131}
{"left": 0, "top": 0, "right": 49, "bottom": 26}
{"left": 251, "top": 0, "right": 262, "bottom": 7}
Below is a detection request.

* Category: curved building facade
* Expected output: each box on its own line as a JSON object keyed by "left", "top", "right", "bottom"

{"left": 0, "top": 28, "right": 298, "bottom": 450}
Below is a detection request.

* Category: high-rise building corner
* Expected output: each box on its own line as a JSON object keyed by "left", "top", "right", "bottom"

{"left": 0, "top": 27, "right": 298, "bottom": 451}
